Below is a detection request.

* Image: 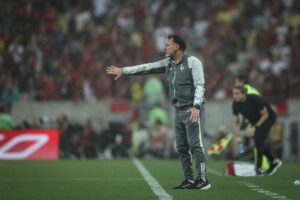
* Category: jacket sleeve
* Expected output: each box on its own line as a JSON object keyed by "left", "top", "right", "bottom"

{"left": 189, "top": 56, "right": 205, "bottom": 106}
{"left": 123, "top": 58, "right": 168, "bottom": 75}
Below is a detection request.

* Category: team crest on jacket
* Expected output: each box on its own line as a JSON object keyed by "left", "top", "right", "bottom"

{"left": 180, "top": 64, "right": 184, "bottom": 71}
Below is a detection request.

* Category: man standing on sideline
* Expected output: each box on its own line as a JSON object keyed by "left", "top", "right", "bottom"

{"left": 232, "top": 85, "right": 282, "bottom": 175}
{"left": 107, "top": 34, "right": 210, "bottom": 190}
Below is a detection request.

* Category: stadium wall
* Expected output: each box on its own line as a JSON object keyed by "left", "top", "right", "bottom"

{"left": 12, "top": 99, "right": 300, "bottom": 133}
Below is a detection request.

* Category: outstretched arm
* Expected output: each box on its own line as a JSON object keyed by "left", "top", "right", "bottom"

{"left": 106, "top": 66, "right": 124, "bottom": 80}
{"left": 107, "top": 58, "right": 169, "bottom": 80}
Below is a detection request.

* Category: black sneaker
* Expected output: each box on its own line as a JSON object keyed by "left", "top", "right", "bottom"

{"left": 173, "top": 180, "right": 195, "bottom": 189}
{"left": 255, "top": 169, "right": 265, "bottom": 176}
{"left": 266, "top": 159, "right": 282, "bottom": 175}
{"left": 193, "top": 179, "right": 211, "bottom": 190}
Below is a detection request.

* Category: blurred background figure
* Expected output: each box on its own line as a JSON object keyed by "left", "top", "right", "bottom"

{"left": 148, "top": 119, "right": 170, "bottom": 158}
{"left": 2, "top": 80, "right": 19, "bottom": 113}
{"left": 0, "top": 103, "right": 15, "bottom": 130}
{"left": 77, "top": 119, "right": 97, "bottom": 158}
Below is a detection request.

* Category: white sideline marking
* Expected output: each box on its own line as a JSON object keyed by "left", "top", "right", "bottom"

{"left": 207, "top": 168, "right": 223, "bottom": 176}
{"left": 207, "top": 168, "right": 292, "bottom": 200}
{"left": 132, "top": 158, "right": 173, "bottom": 200}
{"left": 238, "top": 181, "right": 293, "bottom": 200}
{"left": 13, "top": 178, "right": 143, "bottom": 181}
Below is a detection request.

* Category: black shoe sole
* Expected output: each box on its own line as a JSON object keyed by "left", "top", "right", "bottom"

{"left": 268, "top": 161, "right": 282, "bottom": 176}
{"left": 193, "top": 183, "right": 211, "bottom": 190}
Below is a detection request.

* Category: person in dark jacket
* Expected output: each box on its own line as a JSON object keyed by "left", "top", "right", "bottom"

{"left": 232, "top": 85, "right": 282, "bottom": 175}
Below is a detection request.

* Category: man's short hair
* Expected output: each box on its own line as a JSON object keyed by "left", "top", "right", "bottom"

{"left": 234, "top": 85, "right": 247, "bottom": 94}
{"left": 168, "top": 34, "right": 186, "bottom": 51}
{"left": 235, "top": 74, "right": 248, "bottom": 84}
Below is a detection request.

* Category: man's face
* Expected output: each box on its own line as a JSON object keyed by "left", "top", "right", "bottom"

{"left": 233, "top": 88, "right": 245, "bottom": 102}
{"left": 164, "top": 38, "right": 178, "bottom": 58}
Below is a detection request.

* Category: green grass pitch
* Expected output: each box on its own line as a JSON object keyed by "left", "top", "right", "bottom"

{"left": 0, "top": 160, "right": 299, "bottom": 200}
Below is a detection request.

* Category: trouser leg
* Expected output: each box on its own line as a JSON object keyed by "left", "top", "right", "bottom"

{"left": 254, "top": 134, "right": 266, "bottom": 169}
{"left": 263, "top": 147, "right": 275, "bottom": 162}
{"left": 186, "top": 103, "right": 207, "bottom": 182}
{"left": 254, "top": 117, "right": 276, "bottom": 169}
{"left": 175, "top": 111, "right": 194, "bottom": 181}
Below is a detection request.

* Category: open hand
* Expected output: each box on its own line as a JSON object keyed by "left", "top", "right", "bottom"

{"left": 186, "top": 107, "right": 200, "bottom": 122}
{"left": 106, "top": 66, "right": 123, "bottom": 80}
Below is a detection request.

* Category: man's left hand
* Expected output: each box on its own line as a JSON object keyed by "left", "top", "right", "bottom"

{"left": 187, "top": 107, "right": 200, "bottom": 122}
{"left": 246, "top": 127, "right": 256, "bottom": 137}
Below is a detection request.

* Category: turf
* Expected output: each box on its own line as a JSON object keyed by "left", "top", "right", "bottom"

{"left": 0, "top": 160, "right": 299, "bottom": 200}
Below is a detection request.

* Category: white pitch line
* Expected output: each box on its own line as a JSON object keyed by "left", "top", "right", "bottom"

{"left": 199, "top": 167, "right": 293, "bottom": 200}
{"left": 132, "top": 158, "right": 173, "bottom": 200}
{"left": 207, "top": 168, "right": 223, "bottom": 176}
{"left": 238, "top": 181, "right": 293, "bottom": 200}
{"left": 15, "top": 178, "right": 143, "bottom": 181}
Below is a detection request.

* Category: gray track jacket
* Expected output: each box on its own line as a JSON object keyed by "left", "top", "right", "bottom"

{"left": 123, "top": 52, "right": 205, "bottom": 109}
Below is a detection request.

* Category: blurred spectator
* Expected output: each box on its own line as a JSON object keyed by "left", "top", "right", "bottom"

{"left": 17, "top": 64, "right": 30, "bottom": 100}
{"left": 141, "top": 31, "right": 156, "bottom": 61}
{"left": 58, "top": 115, "right": 76, "bottom": 158}
{"left": 83, "top": 78, "right": 96, "bottom": 102}
{"left": 0, "top": 110, "right": 15, "bottom": 130}
{"left": 143, "top": 77, "right": 164, "bottom": 106}
{"left": 42, "top": 36, "right": 54, "bottom": 74}
{"left": 44, "top": 75, "right": 58, "bottom": 100}
{"left": 95, "top": 73, "right": 113, "bottom": 99}
{"left": 75, "top": 10, "right": 92, "bottom": 33}
{"left": 0, "top": 0, "right": 298, "bottom": 108}
{"left": 154, "top": 20, "right": 173, "bottom": 54}
{"left": 271, "top": 55, "right": 288, "bottom": 76}
{"left": 178, "top": 15, "right": 193, "bottom": 40}
{"left": 148, "top": 106, "right": 168, "bottom": 126}
{"left": 272, "top": 40, "right": 292, "bottom": 66}
{"left": 193, "top": 13, "right": 210, "bottom": 49}
{"left": 1, "top": 80, "right": 19, "bottom": 113}
{"left": 116, "top": 5, "right": 135, "bottom": 32}
{"left": 258, "top": 53, "right": 272, "bottom": 72}
{"left": 92, "top": 0, "right": 110, "bottom": 24}
{"left": 58, "top": 75, "right": 75, "bottom": 100}
{"left": 43, "top": 6, "right": 56, "bottom": 33}
{"left": 8, "top": 37, "right": 24, "bottom": 67}
{"left": 130, "top": 77, "right": 143, "bottom": 101}
{"left": 77, "top": 119, "right": 97, "bottom": 158}
{"left": 110, "top": 119, "right": 132, "bottom": 158}
{"left": 148, "top": 119, "right": 170, "bottom": 158}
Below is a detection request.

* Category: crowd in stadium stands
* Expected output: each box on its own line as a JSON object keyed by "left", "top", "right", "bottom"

{"left": 1, "top": 0, "right": 300, "bottom": 114}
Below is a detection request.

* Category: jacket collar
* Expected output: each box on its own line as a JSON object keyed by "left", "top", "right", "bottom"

{"left": 169, "top": 51, "right": 188, "bottom": 64}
